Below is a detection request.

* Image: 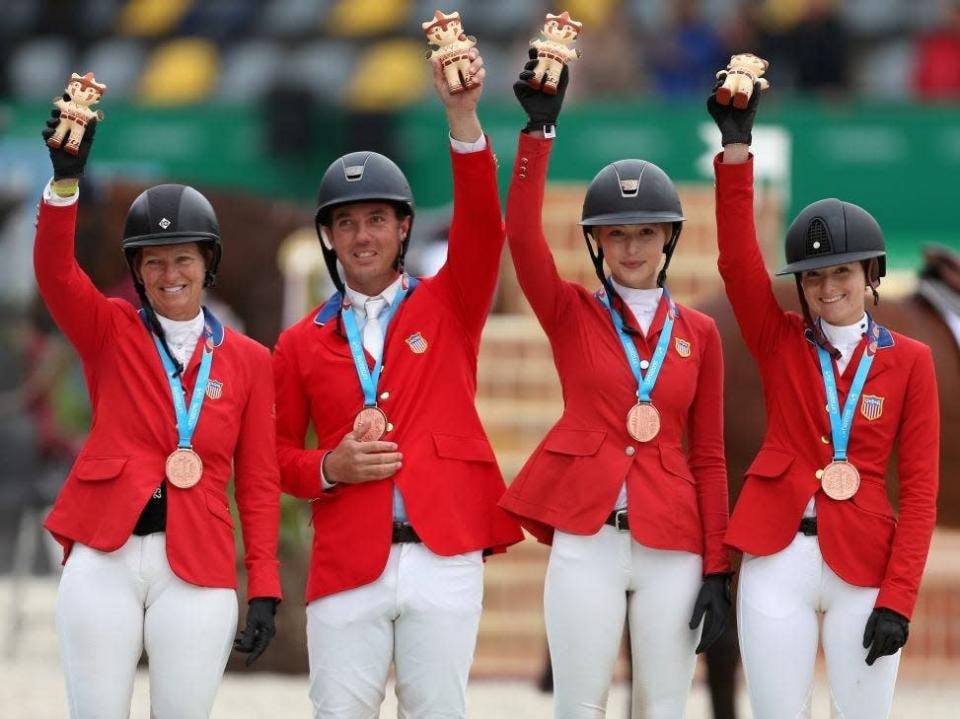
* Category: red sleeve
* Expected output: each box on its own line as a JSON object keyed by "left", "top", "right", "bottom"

{"left": 877, "top": 345, "right": 939, "bottom": 618}
{"left": 272, "top": 329, "right": 335, "bottom": 502}
{"left": 713, "top": 154, "right": 790, "bottom": 357}
{"left": 33, "top": 199, "right": 117, "bottom": 360}
{"left": 504, "top": 132, "right": 576, "bottom": 334}
{"left": 233, "top": 343, "right": 283, "bottom": 600}
{"left": 687, "top": 319, "right": 731, "bottom": 574}
{"left": 431, "top": 137, "right": 505, "bottom": 343}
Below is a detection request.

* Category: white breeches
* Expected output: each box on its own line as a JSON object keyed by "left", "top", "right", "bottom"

{"left": 305, "top": 543, "right": 484, "bottom": 719}
{"left": 55, "top": 533, "right": 238, "bottom": 719}
{"left": 544, "top": 526, "right": 704, "bottom": 719}
{"left": 737, "top": 532, "right": 901, "bottom": 719}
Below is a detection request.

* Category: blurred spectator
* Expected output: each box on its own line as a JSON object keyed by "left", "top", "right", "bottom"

{"left": 784, "top": 0, "right": 851, "bottom": 94}
{"left": 914, "top": 0, "right": 960, "bottom": 99}
{"left": 651, "top": 0, "right": 728, "bottom": 97}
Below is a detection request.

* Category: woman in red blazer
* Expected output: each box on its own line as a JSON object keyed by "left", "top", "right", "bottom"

{"left": 499, "top": 58, "right": 731, "bottom": 717}
{"left": 709, "top": 77, "right": 939, "bottom": 718}
{"left": 34, "top": 111, "right": 281, "bottom": 718}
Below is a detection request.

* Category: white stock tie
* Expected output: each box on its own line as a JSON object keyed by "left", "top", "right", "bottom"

{"left": 362, "top": 296, "right": 387, "bottom": 361}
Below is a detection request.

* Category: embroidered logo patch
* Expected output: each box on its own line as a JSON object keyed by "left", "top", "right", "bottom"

{"left": 206, "top": 379, "right": 224, "bottom": 400}
{"left": 860, "top": 394, "right": 883, "bottom": 421}
{"left": 674, "top": 338, "right": 692, "bottom": 357}
{"left": 405, "top": 332, "right": 428, "bottom": 354}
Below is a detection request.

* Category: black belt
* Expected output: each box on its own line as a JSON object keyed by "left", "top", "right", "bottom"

{"left": 392, "top": 522, "right": 422, "bottom": 544}
{"left": 799, "top": 517, "right": 818, "bottom": 536}
{"left": 605, "top": 509, "right": 630, "bottom": 531}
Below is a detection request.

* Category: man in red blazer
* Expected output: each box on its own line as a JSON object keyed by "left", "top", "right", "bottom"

{"left": 273, "top": 49, "right": 523, "bottom": 717}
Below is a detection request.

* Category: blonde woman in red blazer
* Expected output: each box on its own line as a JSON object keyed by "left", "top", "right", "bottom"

{"left": 709, "top": 78, "right": 939, "bottom": 718}
{"left": 35, "top": 113, "right": 281, "bottom": 718}
{"left": 499, "top": 58, "right": 731, "bottom": 718}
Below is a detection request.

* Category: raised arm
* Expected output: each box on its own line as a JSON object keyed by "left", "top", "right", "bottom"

{"left": 708, "top": 78, "right": 790, "bottom": 356}
{"left": 428, "top": 49, "right": 505, "bottom": 343}
{"left": 34, "top": 110, "right": 117, "bottom": 361}
{"left": 504, "top": 51, "right": 577, "bottom": 334}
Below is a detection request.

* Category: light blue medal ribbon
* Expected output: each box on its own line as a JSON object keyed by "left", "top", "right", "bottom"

{"left": 153, "top": 331, "right": 214, "bottom": 451}
{"left": 341, "top": 281, "right": 409, "bottom": 408}
{"left": 816, "top": 318, "right": 879, "bottom": 463}
{"left": 597, "top": 284, "right": 677, "bottom": 404}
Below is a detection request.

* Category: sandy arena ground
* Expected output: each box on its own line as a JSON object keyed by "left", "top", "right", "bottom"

{"left": 3, "top": 577, "right": 958, "bottom": 718}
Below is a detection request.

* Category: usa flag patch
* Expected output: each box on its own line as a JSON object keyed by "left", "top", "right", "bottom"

{"left": 405, "top": 332, "right": 428, "bottom": 354}
{"left": 860, "top": 394, "right": 883, "bottom": 421}
{"left": 674, "top": 338, "right": 692, "bottom": 357}
{"left": 206, "top": 379, "right": 224, "bottom": 400}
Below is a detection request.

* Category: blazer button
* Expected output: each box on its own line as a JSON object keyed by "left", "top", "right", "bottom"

{"left": 815, "top": 469, "right": 824, "bottom": 480}
{"left": 639, "top": 360, "right": 650, "bottom": 370}
{"left": 380, "top": 391, "right": 390, "bottom": 400}
{"left": 386, "top": 423, "right": 395, "bottom": 432}
{"left": 820, "top": 434, "right": 830, "bottom": 444}
{"left": 625, "top": 446, "right": 636, "bottom": 456}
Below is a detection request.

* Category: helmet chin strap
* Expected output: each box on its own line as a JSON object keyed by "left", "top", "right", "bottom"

{"left": 134, "top": 281, "right": 185, "bottom": 376}
{"left": 794, "top": 275, "right": 841, "bottom": 360}
{"left": 865, "top": 257, "right": 881, "bottom": 306}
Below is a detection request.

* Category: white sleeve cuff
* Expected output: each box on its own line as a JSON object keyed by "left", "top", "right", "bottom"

{"left": 43, "top": 178, "right": 79, "bottom": 207}
{"left": 449, "top": 134, "right": 487, "bottom": 154}
{"left": 320, "top": 452, "right": 337, "bottom": 491}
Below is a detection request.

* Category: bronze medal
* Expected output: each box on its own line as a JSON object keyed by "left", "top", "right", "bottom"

{"left": 353, "top": 406, "right": 388, "bottom": 442}
{"left": 165, "top": 448, "right": 203, "bottom": 489}
{"left": 626, "top": 402, "right": 661, "bottom": 443}
{"left": 821, "top": 461, "right": 860, "bottom": 501}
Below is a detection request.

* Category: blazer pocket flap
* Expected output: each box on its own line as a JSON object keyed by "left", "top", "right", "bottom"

{"left": 204, "top": 490, "right": 234, "bottom": 527}
{"left": 746, "top": 448, "right": 795, "bottom": 479}
{"left": 432, "top": 433, "right": 497, "bottom": 463}
{"left": 75, "top": 456, "right": 127, "bottom": 481}
{"left": 658, "top": 446, "right": 694, "bottom": 484}
{"left": 543, "top": 429, "right": 606, "bottom": 456}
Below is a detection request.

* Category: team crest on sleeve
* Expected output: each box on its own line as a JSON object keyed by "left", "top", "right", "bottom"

{"left": 405, "top": 332, "right": 428, "bottom": 354}
{"left": 674, "top": 338, "right": 692, "bottom": 358}
{"left": 860, "top": 394, "right": 884, "bottom": 421}
{"left": 206, "top": 379, "right": 224, "bottom": 400}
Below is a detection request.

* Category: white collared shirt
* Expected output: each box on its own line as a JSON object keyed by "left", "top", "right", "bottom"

{"left": 820, "top": 313, "right": 868, "bottom": 374}
{"left": 344, "top": 275, "right": 403, "bottom": 347}
{"left": 610, "top": 279, "right": 663, "bottom": 335}
{"left": 156, "top": 309, "right": 205, "bottom": 368}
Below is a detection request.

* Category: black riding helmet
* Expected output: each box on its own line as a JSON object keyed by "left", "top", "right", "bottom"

{"left": 777, "top": 198, "right": 887, "bottom": 359}
{"left": 777, "top": 198, "right": 886, "bottom": 277}
{"left": 122, "top": 183, "right": 222, "bottom": 374}
{"left": 314, "top": 151, "right": 415, "bottom": 294}
{"left": 122, "top": 183, "right": 222, "bottom": 288}
{"left": 579, "top": 159, "right": 685, "bottom": 293}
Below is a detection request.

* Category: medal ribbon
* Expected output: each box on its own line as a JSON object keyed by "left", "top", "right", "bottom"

{"left": 597, "top": 284, "right": 676, "bottom": 402}
{"left": 153, "top": 329, "right": 213, "bottom": 450}
{"left": 341, "top": 278, "right": 409, "bottom": 407}
{"left": 816, "top": 318, "right": 879, "bottom": 462}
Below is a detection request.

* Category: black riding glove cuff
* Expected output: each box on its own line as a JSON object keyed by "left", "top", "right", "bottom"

{"left": 863, "top": 607, "right": 909, "bottom": 666}
{"left": 689, "top": 573, "right": 733, "bottom": 654}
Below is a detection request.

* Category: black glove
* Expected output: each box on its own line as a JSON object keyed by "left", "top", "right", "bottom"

{"left": 514, "top": 49, "right": 569, "bottom": 134}
{"left": 233, "top": 597, "right": 278, "bottom": 666}
{"left": 706, "top": 76, "right": 762, "bottom": 146}
{"left": 689, "top": 573, "right": 732, "bottom": 654}
{"left": 863, "top": 607, "right": 909, "bottom": 666}
{"left": 41, "top": 95, "right": 98, "bottom": 180}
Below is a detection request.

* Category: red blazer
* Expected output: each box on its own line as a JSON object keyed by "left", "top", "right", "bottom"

{"left": 34, "top": 199, "right": 282, "bottom": 600}
{"left": 714, "top": 155, "right": 939, "bottom": 619}
{"left": 273, "top": 141, "right": 524, "bottom": 603}
{"left": 498, "top": 133, "right": 731, "bottom": 576}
